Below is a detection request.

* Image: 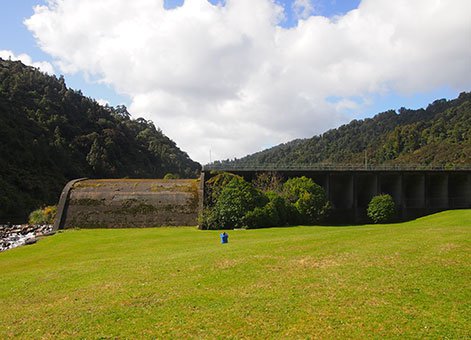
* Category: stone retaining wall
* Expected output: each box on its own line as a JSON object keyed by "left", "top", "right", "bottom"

{"left": 60, "top": 179, "right": 201, "bottom": 228}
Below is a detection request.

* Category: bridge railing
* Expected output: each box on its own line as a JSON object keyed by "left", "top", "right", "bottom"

{"left": 203, "top": 163, "right": 471, "bottom": 171}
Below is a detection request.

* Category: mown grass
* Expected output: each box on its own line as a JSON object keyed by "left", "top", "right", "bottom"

{"left": 0, "top": 210, "right": 470, "bottom": 339}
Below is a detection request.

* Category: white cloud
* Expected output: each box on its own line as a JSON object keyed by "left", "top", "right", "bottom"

{"left": 96, "top": 98, "right": 110, "bottom": 106}
{"left": 0, "top": 50, "right": 55, "bottom": 74}
{"left": 293, "top": 0, "right": 315, "bottom": 20}
{"left": 25, "top": 0, "right": 471, "bottom": 163}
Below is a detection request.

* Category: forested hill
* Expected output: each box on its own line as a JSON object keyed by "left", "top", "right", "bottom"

{"left": 215, "top": 92, "right": 471, "bottom": 168}
{"left": 0, "top": 58, "right": 200, "bottom": 221}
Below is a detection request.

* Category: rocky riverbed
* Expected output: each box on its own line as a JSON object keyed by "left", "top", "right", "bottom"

{"left": 0, "top": 224, "right": 54, "bottom": 252}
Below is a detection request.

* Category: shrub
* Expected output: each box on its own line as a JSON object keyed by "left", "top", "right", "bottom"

{"left": 295, "top": 191, "right": 332, "bottom": 224}
{"left": 244, "top": 203, "right": 279, "bottom": 229}
{"left": 367, "top": 194, "right": 395, "bottom": 223}
{"left": 244, "top": 190, "right": 293, "bottom": 228}
{"left": 265, "top": 191, "right": 290, "bottom": 226}
{"left": 282, "top": 176, "right": 331, "bottom": 224}
{"left": 163, "top": 173, "right": 180, "bottom": 179}
{"left": 197, "top": 208, "right": 217, "bottom": 230}
{"left": 204, "top": 172, "right": 243, "bottom": 207}
{"left": 207, "top": 177, "right": 268, "bottom": 229}
{"left": 283, "top": 176, "right": 316, "bottom": 204}
{"left": 201, "top": 174, "right": 330, "bottom": 229}
{"left": 28, "top": 205, "right": 57, "bottom": 225}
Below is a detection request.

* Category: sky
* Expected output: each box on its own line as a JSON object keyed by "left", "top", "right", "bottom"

{"left": 1, "top": 0, "right": 470, "bottom": 164}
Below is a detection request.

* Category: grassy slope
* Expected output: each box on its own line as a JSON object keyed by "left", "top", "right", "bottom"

{"left": 0, "top": 210, "right": 470, "bottom": 339}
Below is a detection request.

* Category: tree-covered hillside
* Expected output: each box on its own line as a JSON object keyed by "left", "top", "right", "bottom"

{"left": 0, "top": 58, "right": 200, "bottom": 221}
{"left": 216, "top": 92, "right": 471, "bottom": 167}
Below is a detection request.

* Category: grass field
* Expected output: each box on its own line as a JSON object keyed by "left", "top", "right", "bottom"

{"left": 1, "top": 210, "right": 470, "bottom": 339}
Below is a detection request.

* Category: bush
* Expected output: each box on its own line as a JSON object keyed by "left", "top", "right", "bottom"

{"left": 206, "top": 177, "right": 268, "bottom": 229}
{"left": 28, "top": 205, "right": 57, "bottom": 225}
{"left": 367, "top": 194, "right": 395, "bottom": 223}
{"left": 243, "top": 203, "right": 279, "bottom": 229}
{"left": 295, "top": 191, "right": 332, "bottom": 224}
{"left": 265, "top": 191, "right": 290, "bottom": 226}
{"left": 197, "top": 208, "right": 217, "bottom": 230}
{"left": 163, "top": 173, "right": 180, "bottom": 179}
{"left": 283, "top": 176, "right": 316, "bottom": 204}
{"left": 201, "top": 174, "right": 331, "bottom": 229}
{"left": 204, "top": 172, "right": 243, "bottom": 207}
{"left": 282, "top": 176, "right": 331, "bottom": 224}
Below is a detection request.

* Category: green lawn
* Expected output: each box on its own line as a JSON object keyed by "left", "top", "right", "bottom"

{"left": 1, "top": 210, "right": 470, "bottom": 339}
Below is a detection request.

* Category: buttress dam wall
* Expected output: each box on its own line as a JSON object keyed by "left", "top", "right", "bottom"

{"left": 56, "top": 178, "right": 202, "bottom": 229}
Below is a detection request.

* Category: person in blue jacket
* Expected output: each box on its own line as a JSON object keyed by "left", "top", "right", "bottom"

{"left": 220, "top": 232, "right": 228, "bottom": 244}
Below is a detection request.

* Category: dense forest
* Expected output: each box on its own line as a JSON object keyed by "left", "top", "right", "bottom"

{"left": 215, "top": 92, "right": 471, "bottom": 167}
{"left": 0, "top": 58, "right": 200, "bottom": 221}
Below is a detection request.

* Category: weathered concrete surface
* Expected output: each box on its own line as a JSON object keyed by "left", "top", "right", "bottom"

{"left": 53, "top": 178, "right": 87, "bottom": 231}
{"left": 60, "top": 179, "right": 201, "bottom": 228}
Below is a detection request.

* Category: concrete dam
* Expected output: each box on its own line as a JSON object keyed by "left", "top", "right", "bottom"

{"left": 54, "top": 178, "right": 202, "bottom": 229}
{"left": 55, "top": 166, "right": 470, "bottom": 229}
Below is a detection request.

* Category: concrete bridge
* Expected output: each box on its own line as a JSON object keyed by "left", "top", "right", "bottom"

{"left": 202, "top": 165, "right": 471, "bottom": 223}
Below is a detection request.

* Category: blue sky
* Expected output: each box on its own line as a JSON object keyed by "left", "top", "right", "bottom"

{"left": 0, "top": 0, "right": 468, "bottom": 162}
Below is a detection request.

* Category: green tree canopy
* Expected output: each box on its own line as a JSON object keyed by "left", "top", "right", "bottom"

{"left": 282, "top": 176, "right": 331, "bottom": 224}
{"left": 367, "top": 194, "right": 396, "bottom": 223}
{"left": 213, "top": 177, "right": 268, "bottom": 229}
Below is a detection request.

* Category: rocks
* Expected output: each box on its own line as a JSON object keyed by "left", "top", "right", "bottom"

{"left": 0, "top": 224, "right": 54, "bottom": 252}
{"left": 24, "top": 237, "right": 37, "bottom": 245}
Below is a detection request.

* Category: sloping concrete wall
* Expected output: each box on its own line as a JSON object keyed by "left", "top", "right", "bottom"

{"left": 59, "top": 179, "right": 201, "bottom": 228}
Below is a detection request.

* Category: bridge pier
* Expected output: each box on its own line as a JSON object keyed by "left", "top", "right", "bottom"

{"left": 354, "top": 173, "right": 378, "bottom": 223}
{"left": 377, "top": 173, "right": 403, "bottom": 218}
{"left": 329, "top": 173, "right": 354, "bottom": 223}
{"left": 402, "top": 173, "right": 426, "bottom": 219}
{"left": 426, "top": 173, "right": 448, "bottom": 210}
{"left": 449, "top": 173, "right": 471, "bottom": 208}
